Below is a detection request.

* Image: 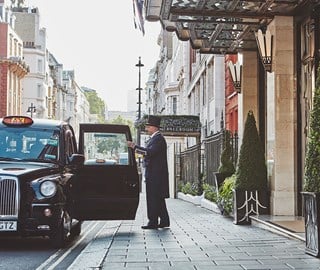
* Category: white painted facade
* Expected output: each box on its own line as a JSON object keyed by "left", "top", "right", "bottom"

{"left": 144, "top": 29, "right": 226, "bottom": 198}
{"left": 12, "top": 6, "right": 91, "bottom": 126}
{"left": 145, "top": 29, "right": 226, "bottom": 142}
{"left": 13, "top": 8, "right": 50, "bottom": 119}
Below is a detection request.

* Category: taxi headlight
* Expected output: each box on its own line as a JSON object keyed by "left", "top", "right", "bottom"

{"left": 40, "top": 181, "right": 57, "bottom": 197}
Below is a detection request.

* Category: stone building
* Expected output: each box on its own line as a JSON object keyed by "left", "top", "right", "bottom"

{"left": 13, "top": 6, "right": 50, "bottom": 118}
{"left": 0, "top": 0, "right": 28, "bottom": 117}
{"left": 8, "top": 3, "right": 91, "bottom": 126}
{"left": 146, "top": 28, "right": 225, "bottom": 141}
{"left": 144, "top": 0, "right": 320, "bottom": 218}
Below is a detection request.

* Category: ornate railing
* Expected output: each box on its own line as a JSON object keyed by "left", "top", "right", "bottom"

{"left": 178, "top": 143, "right": 201, "bottom": 188}
{"left": 203, "top": 130, "right": 238, "bottom": 186}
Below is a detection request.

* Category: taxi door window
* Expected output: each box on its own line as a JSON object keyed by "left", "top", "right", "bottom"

{"left": 83, "top": 132, "right": 129, "bottom": 165}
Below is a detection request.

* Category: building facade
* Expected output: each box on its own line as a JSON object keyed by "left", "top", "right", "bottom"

{"left": 1, "top": 3, "right": 93, "bottom": 126}
{"left": 13, "top": 7, "right": 51, "bottom": 119}
{"left": 146, "top": 29, "right": 225, "bottom": 140}
{"left": 0, "top": 0, "right": 28, "bottom": 117}
{"left": 145, "top": 0, "right": 320, "bottom": 217}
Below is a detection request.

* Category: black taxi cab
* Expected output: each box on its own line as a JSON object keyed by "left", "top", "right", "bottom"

{"left": 0, "top": 116, "right": 139, "bottom": 247}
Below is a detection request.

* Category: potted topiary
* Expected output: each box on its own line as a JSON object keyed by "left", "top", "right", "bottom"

{"left": 302, "top": 66, "right": 320, "bottom": 258}
{"left": 214, "top": 130, "right": 236, "bottom": 191}
{"left": 233, "top": 110, "right": 269, "bottom": 225}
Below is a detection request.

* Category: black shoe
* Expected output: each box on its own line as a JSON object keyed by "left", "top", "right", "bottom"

{"left": 158, "top": 223, "right": 170, "bottom": 228}
{"left": 141, "top": 224, "right": 158, "bottom": 229}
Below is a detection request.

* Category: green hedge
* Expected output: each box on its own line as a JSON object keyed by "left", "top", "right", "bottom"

{"left": 217, "top": 174, "right": 236, "bottom": 215}
{"left": 304, "top": 66, "right": 320, "bottom": 192}
{"left": 203, "top": 183, "right": 217, "bottom": 202}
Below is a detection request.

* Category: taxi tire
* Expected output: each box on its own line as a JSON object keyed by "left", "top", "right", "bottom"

{"left": 70, "top": 221, "right": 82, "bottom": 237}
{"left": 50, "top": 216, "right": 69, "bottom": 248}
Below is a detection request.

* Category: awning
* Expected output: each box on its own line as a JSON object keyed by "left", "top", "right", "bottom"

{"left": 145, "top": 0, "right": 316, "bottom": 54}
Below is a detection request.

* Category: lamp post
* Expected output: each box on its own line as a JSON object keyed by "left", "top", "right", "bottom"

{"left": 27, "top": 103, "right": 36, "bottom": 118}
{"left": 135, "top": 56, "right": 144, "bottom": 146}
{"left": 255, "top": 28, "right": 273, "bottom": 72}
{"left": 228, "top": 60, "right": 242, "bottom": 93}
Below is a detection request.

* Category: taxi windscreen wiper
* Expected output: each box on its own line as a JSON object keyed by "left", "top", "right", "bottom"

{"left": 20, "top": 158, "right": 58, "bottom": 164}
{"left": 0, "top": 157, "right": 23, "bottom": 161}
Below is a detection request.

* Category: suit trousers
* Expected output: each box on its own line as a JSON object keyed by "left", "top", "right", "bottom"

{"left": 146, "top": 182, "right": 170, "bottom": 226}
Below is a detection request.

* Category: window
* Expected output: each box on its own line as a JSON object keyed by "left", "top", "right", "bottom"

{"left": 0, "top": 128, "right": 59, "bottom": 160}
{"left": 207, "top": 63, "right": 214, "bottom": 100}
{"left": 37, "top": 59, "right": 43, "bottom": 73}
{"left": 37, "top": 84, "right": 42, "bottom": 97}
{"left": 13, "top": 38, "right": 17, "bottom": 56}
{"left": 83, "top": 132, "right": 129, "bottom": 165}
{"left": 9, "top": 34, "right": 13, "bottom": 55}
{"left": 148, "top": 88, "right": 151, "bottom": 99}
{"left": 172, "top": 96, "right": 177, "bottom": 115}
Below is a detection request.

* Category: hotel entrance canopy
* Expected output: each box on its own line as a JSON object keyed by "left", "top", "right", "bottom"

{"left": 145, "top": 0, "right": 315, "bottom": 54}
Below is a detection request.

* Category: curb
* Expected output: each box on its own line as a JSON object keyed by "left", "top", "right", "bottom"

{"left": 67, "top": 221, "right": 121, "bottom": 270}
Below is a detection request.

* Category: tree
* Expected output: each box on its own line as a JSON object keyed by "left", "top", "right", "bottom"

{"left": 234, "top": 110, "right": 267, "bottom": 190}
{"left": 110, "top": 115, "right": 135, "bottom": 139}
{"left": 218, "top": 130, "right": 235, "bottom": 177}
{"left": 84, "top": 91, "right": 105, "bottom": 123}
{"left": 97, "top": 138, "right": 120, "bottom": 157}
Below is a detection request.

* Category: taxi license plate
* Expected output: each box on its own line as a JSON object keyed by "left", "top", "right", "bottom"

{"left": 0, "top": 221, "right": 17, "bottom": 231}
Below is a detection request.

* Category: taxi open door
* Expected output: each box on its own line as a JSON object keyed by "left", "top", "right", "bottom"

{"left": 72, "top": 123, "right": 139, "bottom": 220}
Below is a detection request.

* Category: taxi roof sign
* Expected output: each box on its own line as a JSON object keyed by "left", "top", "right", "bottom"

{"left": 3, "top": 116, "right": 33, "bottom": 126}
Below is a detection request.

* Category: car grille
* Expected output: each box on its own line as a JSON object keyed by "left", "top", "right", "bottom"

{"left": 0, "top": 177, "right": 19, "bottom": 217}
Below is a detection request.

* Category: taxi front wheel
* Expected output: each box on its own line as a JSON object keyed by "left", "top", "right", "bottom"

{"left": 70, "top": 221, "right": 82, "bottom": 237}
{"left": 50, "top": 215, "right": 69, "bottom": 248}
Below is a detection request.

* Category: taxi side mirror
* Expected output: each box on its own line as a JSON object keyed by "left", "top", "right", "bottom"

{"left": 69, "top": 154, "right": 85, "bottom": 165}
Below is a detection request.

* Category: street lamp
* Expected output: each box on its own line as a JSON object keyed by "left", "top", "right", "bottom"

{"left": 135, "top": 56, "right": 144, "bottom": 146}
{"left": 255, "top": 28, "right": 273, "bottom": 72}
{"left": 27, "top": 103, "right": 36, "bottom": 118}
{"left": 228, "top": 60, "right": 242, "bottom": 93}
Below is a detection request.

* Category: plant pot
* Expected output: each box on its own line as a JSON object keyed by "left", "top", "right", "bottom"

{"left": 233, "top": 189, "right": 269, "bottom": 225}
{"left": 302, "top": 192, "right": 320, "bottom": 258}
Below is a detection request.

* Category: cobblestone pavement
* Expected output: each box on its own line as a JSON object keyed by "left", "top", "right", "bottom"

{"left": 68, "top": 194, "right": 320, "bottom": 270}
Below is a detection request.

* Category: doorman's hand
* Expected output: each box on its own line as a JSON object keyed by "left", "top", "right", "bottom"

{"left": 127, "top": 141, "right": 135, "bottom": 149}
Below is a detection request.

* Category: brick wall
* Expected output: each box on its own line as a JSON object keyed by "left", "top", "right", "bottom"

{"left": 0, "top": 63, "right": 8, "bottom": 117}
{"left": 0, "top": 24, "right": 8, "bottom": 58}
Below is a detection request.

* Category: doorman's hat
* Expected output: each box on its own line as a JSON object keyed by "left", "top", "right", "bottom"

{"left": 145, "top": 115, "right": 161, "bottom": 128}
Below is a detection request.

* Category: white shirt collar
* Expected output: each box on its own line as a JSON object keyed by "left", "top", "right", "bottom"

{"left": 150, "top": 130, "right": 160, "bottom": 138}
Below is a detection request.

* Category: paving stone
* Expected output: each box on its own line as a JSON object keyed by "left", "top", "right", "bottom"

{"left": 67, "top": 193, "right": 320, "bottom": 270}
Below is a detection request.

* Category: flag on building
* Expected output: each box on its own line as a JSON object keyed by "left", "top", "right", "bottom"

{"left": 132, "top": 0, "right": 145, "bottom": 35}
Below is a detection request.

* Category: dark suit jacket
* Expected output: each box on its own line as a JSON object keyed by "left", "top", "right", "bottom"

{"left": 135, "top": 132, "right": 169, "bottom": 198}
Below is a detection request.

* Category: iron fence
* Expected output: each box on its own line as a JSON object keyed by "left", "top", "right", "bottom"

{"left": 175, "top": 130, "right": 238, "bottom": 192}
{"left": 203, "top": 132, "right": 224, "bottom": 186}
{"left": 203, "top": 130, "right": 239, "bottom": 186}
{"left": 177, "top": 143, "right": 201, "bottom": 188}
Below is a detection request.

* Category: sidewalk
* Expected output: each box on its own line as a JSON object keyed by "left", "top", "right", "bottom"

{"left": 68, "top": 194, "right": 320, "bottom": 270}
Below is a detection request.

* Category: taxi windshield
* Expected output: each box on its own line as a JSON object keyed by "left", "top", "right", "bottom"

{"left": 0, "top": 127, "right": 59, "bottom": 162}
